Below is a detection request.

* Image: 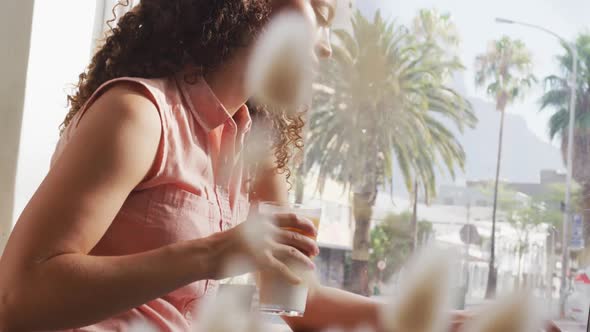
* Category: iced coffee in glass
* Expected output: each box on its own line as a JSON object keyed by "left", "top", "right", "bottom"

{"left": 257, "top": 202, "right": 321, "bottom": 317}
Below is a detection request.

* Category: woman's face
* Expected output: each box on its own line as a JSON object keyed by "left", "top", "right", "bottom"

{"left": 259, "top": 0, "right": 336, "bottom": 61}
{"left": 303, "top": 0, "right": 336, "bottom": 59}
{"left": 312, "top": 0, "right": 336, "bottom": 59}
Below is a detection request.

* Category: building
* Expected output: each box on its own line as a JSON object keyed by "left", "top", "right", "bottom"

{"left": 374, "top": 194, "right": 550, "bottom": 299}
{"left": 298, "top": 161, "right": 563, "bottom": 294}
{"left": 290, "top": 174, "right": 355, "bottom": 288}
{"left": 370, "top": 170, "right": 564, "bottom": 297}
{"left": 467, "top": 169, "right": 566, "bottom": 200}
{"left": 435, "top": 184, "right": 493, "bottom": 208}
{"left": 312, "top": 200, "right": 353, "bottom": 288}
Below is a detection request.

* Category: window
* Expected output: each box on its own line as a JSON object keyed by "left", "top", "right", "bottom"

{"left": 14, "top": 1, "right": 97, "bottom": 221}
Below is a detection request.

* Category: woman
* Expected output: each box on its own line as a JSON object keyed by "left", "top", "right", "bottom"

{"left": 0, "top": 0, "right": 387, "bottom": 331}
{"left": 0, "top": 0, "right": 562, "bottom": 331}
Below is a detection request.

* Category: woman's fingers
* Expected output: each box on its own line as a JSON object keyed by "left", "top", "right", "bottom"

{"left": 544, "top": 321, "right": 561, "bottom": 332}
{"left": 273, "top": 243, "right": 316, "bottom": 271}
{"left": 264, "top": 251, "right": 303, "bottom": 285}
{"left": 242, "top": 215, "right": 317, "bottom": 283}
{"left": 273, "top": 213, "right": 317, "bottom": 237}
{"left": 448, "top": 310, "right": 471, "bottom": 332}
{"left": 274, "top": 228, "right": 319, "bottom": 256}
{"left": 449, "top": 320, "right": 463, "bottom": 332}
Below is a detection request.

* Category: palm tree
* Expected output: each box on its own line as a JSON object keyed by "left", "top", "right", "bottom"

{"left": 540, "top": 33, "right": 590, "bottom": 262}
{"left": 408, "top": 9, "right": 462, "bottom": 249}
{"left": 474, "top": 36, "right": 536, "bottom": 298}
{"left": 411, "top": 8, "right": 460, "bottom": 60}
{"left": 307, "top": 11, "right": 475, "bottom": 295}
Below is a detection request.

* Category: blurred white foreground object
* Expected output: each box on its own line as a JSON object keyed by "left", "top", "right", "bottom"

{"left": 320, "top": 324, "right": 375, "bottom": 332}
{"left": 460, "top": 291, "right": 541, "bottom": 332}
{"left": 257, "top": 202, "right": 321, "bottom": 317}
{"left": 380, "top": 247, "right": 456, "bottom": 332}
{"left": 127, "top": 320, "right": 158, "bottom": 332}
{"left": 246, "top": 11, "right": 316, "bottom": 112}
{"left": 194, "top": 280, "right": 271, "bottom": 332}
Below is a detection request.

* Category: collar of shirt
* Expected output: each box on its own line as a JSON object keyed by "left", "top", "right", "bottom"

{"left": 175, "top": 71, "right": 252, "bottom": 135}
{"left": 175, "top": 70, "right": 254, "bottom": 191}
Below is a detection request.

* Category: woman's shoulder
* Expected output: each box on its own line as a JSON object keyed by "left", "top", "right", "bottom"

{"left": 88, "top": 77, "right": 170, "bottom": 112}
{"left": 89, "top": 81, "right": 162, "bottom": 127}
{"left": 69, "top": 78, "right": 165, "bottom": 135}
{"left": 52, "top": 78, "right": 164, "bottom": 167}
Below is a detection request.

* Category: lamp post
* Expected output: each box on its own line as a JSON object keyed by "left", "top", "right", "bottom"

{"left": 547, "top": 226, "right": 558, "bottom": 313}
{"left": 495, "top": 17, "right": 578, "bottom": 317}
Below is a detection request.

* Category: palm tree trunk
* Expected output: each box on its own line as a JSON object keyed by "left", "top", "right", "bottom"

{"left": 579, "top": 182, "right": 590, "bottom": 266}
{"left": 486, "top": 108, "right": 507, "bottom": 299}
{"left": 517, "top": 249, "right": 523, "bottom": 289}
{"left": 582, "top": 182, "right": 590, "bottom": 246}
{"left": 411, "top": 180, "right": 419, "bottom": 252}
{"left": 347, "top": 191, "right": 374, "bottom": 296}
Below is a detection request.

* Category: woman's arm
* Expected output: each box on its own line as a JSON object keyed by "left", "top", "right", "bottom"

{"left": 286, "top": 286, "right": 382, "bottom": 332}
{"left": 0, "top": 84, "right": 219, "bottom": 331}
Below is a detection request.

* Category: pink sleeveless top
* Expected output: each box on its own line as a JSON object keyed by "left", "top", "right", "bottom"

{"left": 51, "top": 74, "right": 252, "bottom": 331}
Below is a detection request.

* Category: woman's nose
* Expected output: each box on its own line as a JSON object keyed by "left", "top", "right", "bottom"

{"left": 316, "top": 42, "right": 332, "bottom": 58}
{"left": 315, "top": 26, "right": 333, "bottom": 59}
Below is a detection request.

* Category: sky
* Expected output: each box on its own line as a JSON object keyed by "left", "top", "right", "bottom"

{"left": 358, "top": 0, "right": 590, "bottom": 143}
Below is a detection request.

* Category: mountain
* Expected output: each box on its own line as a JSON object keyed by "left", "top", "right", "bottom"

{"left": 388, "top": 96, "right": 564, "bottom": 198}
{"left": 459, "top": 97, "right": 563, "bottom": 183}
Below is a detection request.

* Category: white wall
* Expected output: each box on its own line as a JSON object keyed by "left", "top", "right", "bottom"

{"left": 0, "top": 0, "right": 35, "bottom": 254}
{"left": 12, "top": 1, "right": 98, "bottom": 227}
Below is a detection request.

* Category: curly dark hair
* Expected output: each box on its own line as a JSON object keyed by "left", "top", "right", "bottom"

{"left": 62, "top": 0, "right": 304, "bottom": 178}
{"left": 247, "top": 103, "right": 305, "bottom": 183}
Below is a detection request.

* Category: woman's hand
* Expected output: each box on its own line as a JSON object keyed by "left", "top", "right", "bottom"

{"left": 449, "top": 310, "right": 472, "bottom": 332}
{"left": 543, "top": 320, "right": 562, "bottom": 332}
{"left": 209, "top": 212, "right": 320, "bottom": 284}
{"left": 448, "top": 310, "right": 562, "bottom": 332}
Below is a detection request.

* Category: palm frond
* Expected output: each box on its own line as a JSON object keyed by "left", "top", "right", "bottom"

{"left": 307, "top": 10, "right": 475, "bottom": 201}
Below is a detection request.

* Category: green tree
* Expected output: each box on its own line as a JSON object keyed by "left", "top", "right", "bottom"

{"left": 474, "top": 36, "right": 536, "bottom": 298}
{"left": 369, "top": 213, "right": 433, "bottom": 284}
{"left": 478, "top": 182, "right": 559, "bottom": 289}
{"left": 532, "top": 183, "right": 582, "bottom": 231}
{"left": 407, "top": 8, "right": 463, "bottom": 251}
{"left": 540, "top": 34, "right": 590, "bottom": 253}
{"left": 477, "top": 182, "right": 523, "bottom": 212}
{"left": 506, "top": 202, "right": 545, "bottom": 288}
{"left": 411, "top": 9, "right": 460, "bottom": 61}
{"left": 307, "top": 10, "right": 475, "bottom": 295}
